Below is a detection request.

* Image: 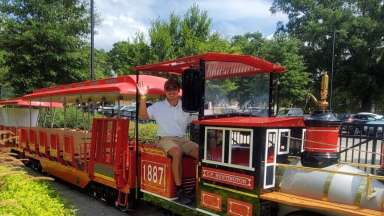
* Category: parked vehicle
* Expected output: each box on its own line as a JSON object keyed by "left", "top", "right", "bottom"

{"left": 365, "top": 119, "right": 384, "bottom": 137}
{"left": 344, "top": 112, "right": 383, "bottom": 124}
{"left": 277, "top": 108, "right": 304, "bottom": 116}
{"left": 342, "top": 112, "right": 384, "bottom": 136}
{"left": 98, "top": 105, "right": 118, "bottom": 117}
{"left": 336, "top": 113, "right": 352, "bottom": 121}
{"left": 98, "top": 103, "right": 152, "bottom": 119}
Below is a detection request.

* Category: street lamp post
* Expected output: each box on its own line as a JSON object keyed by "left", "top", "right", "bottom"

{"left": 90, "top": 0, "right": 95, "bottom": 80}
{"left": 329, "top": 30, "right": 336, "bottom": 111}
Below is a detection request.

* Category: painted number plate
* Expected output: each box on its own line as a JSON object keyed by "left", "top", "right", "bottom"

{"left": 141, "top": 160, "right": 166, "bottom": 192}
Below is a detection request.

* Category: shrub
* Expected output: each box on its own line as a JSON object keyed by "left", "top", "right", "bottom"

{"left": 129, "top": 121, "right": 158, "bottom": 144}
{"left": 39, "top": 108, "right": 159, "bottom": 143}
{"left": 38, "top": 107, "right": 99, "bottom": 130}
{"left": 0, "top": 150, "right": 74, "bottom": 216}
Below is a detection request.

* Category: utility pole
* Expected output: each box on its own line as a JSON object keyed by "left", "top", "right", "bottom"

{"left": 90, "top": 0, "right": 95, "bottom": 80}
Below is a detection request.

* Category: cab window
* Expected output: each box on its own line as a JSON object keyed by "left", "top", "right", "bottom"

{"left": 204, "top": 127, "right": 253, "bottom": 170}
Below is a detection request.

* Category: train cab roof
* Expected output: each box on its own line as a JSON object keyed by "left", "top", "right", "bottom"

{"left": 132, "top": 52, "right": 285, "bottom": 79}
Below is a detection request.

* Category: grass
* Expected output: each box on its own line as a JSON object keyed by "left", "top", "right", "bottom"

{"left": 0, "top": 148, "right": 74, "bottom": 216}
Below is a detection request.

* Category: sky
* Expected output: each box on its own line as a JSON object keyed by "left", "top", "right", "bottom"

{"left": 93, "top": 0, "right": 288, "bottom": 50}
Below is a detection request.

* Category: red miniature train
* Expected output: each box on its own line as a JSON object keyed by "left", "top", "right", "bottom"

{"left": 1, "top": 53, "right": 383, "bottom": 216}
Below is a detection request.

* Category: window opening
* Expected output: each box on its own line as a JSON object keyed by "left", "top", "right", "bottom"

{"left": 205, "top": 128, "right": 224, "bottom": 162}
{"left": 278, "top": 129, "right": 290, "bottom": 155}
{"left": 204, "top": 127, "right": 253, "bottom": 170}
{"left": 229, "top": 129, "right": 252, "bottom": 167}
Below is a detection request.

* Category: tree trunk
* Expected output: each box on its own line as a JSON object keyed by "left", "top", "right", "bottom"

{"left": 360, "top": 94, "right": 373, "bottom": 112}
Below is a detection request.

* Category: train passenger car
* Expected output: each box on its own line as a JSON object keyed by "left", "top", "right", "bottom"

{"left": 0, "top": 98, "right": 62, "bottom": 151}
{"left": 18, "top": 75, "right": 166, "bottom": 207}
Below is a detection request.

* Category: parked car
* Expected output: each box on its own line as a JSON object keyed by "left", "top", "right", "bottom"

{"left": 344, "top": 112, "right": 383, "bottom": 124}
{"left": 342, "top": 112, "right": 384, "bottom": 136}
{"left": 120, "top": 105, "right": 136, "bottom": 119}
{"left": 365, "top": 119, "right": 384, "bottom": 137}
{"left": 277, "top": 108, "right": 304, "bottom": 117}
{"left": 336, "top": 113, "right": 353, "bottom": 122}
{"left": 98, "top": 105, "right": 118, "bottom": 117}
{"left": 99, "top": 102, "right": 153, "bottom": 120}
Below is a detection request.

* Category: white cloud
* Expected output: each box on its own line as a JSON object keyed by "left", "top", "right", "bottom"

{"left": 199, "top": 0, "right": 286, "bottom": 20}
{"left": 93, "top": 0, "right": 288, "bottom": 50}
{"left": 95, "top": 14, "right": 148, "bottom": 50}
{"left": 266, "top": 33, "right": 274, "bottom": 39}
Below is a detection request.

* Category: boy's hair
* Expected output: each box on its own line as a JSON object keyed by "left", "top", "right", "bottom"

{"left": 164, "top": 78, "right": 180, "bottom": 91}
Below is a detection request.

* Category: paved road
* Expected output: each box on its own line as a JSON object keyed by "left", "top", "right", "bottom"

{"left": 50, "top": 180, "right": 162, "bottom": 216}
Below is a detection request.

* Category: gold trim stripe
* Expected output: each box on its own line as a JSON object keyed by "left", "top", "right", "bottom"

{"left": 322, "top": 164, "right": 342, "bottom": 201}
{"left": 203, "top": 182, "right": 258, "bottom": 198}
{"left": 354, "top": 176, "right": 367, "bottom": 206}
{"left": 94, "top": 172, "right": 115, "bottom": 182}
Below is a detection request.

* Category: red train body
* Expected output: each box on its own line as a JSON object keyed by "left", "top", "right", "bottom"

{"left": 1, "top": 53, "right": 382, "bottom": 216}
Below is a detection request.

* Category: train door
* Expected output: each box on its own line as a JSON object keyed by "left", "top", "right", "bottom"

{"left": 301, "top": 129, "right": 306, "bottom": 152}
{"left": 264, "top": 129, "right": 278, "bottom": 189}
{"left": 89, "top": 118, "right": 129, "bottom": 189}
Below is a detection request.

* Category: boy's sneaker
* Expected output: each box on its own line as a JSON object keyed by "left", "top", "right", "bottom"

{"left": 176, "top": 187, "right": 192, "bottom": 205}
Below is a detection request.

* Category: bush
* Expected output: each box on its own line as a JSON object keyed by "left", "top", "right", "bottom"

{"left": 129, "top": 121, "right": 158, "bottom": 144}
{"left": 38, "top": 107, "right": 99, "bottom": 130}
{"left": 0, "top": 150, "right": 74, "bottom": 216}
{"left": 39, "top": 108, "right": 159, "bottom": 143}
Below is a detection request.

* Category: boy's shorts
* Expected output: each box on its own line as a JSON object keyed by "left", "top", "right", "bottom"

{"left": 158, "top": 136, "right": 198, "bottom": 154}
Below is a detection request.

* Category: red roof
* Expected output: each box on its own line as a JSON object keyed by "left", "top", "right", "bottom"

{"left": 194, "top": 116, "right": 305, "bottom": 127}
{"left": 0, "top": 98, "right": 63, "bottom": 108}
{"left": 23, "top": 75, "right": 166, "bottom": 100}
{"left": 132, "top": 52, "right": 285, "bottom": 79}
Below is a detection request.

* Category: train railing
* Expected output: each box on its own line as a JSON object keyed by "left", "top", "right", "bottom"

{"left": 339, "top": 122, "right": 384, "bottom": 174}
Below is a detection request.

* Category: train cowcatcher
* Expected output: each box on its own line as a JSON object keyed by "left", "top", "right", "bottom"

{"left": 0, "top": 52, "right": 383, "bottom": 216}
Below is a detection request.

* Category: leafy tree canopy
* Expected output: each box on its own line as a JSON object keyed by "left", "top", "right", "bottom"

{"left": 271, "top": 0, "right": 384, "bottom": 111}
{"left": 232, "top": 33, "right": 310, "bottom": 107}
{"left": 108, "top": 33, "right": 151, "bottom": 75}
{"left": 0, "top": 0, "right": 90, "bottom": 95}
{"left": 149, "top": 4, "right": 232, "bottom": 62}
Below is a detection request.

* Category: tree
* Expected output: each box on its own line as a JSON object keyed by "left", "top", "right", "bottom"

{"left": 177, "top": 4, "right": 211, "bottom": 56}
{"left": 148, "top": 5, "right": 230, "bottom": 61}
{"left": 78, "top": 47, "right": 112, "bottom": 79}
{"left": 231, "top": 33, "right": 310, "bottom": 107}
{"left": 149, "top": 15, "right": 178, "bottom": 62}
{"left": 0, "top": 50, "right": 14, "bottom": 99}
{"left": 0, "top": 0, "right": 90, "bottom": 95}
{"left": 94, "top": 49, "right": 113, "bottom": 78}
{"left": 271, "top": 0, "right": 384, "bottom": 112}
{"left": 199, "top": 33, "right": 233, "bottom": 53}
{"left": 108, "top": 33, "right": 151, "bottom": 75}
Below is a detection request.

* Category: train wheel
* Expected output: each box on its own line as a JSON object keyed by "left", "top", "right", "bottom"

{"left": 87, "top": 183, "right": 101, "bottom": 200}
{"left": 36, "top": 161, "right": 42, "bottom": 173}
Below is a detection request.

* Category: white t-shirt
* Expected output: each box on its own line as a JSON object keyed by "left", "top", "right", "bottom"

{"left": 147, "top": 99, "right": 192, "bottom": 137}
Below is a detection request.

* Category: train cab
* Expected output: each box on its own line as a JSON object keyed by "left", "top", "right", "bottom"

{"left": 191, "top": 117, "right": 304, "bottom": 215}
{"left": 132, "top": 53, "right": 307, "bottom": 215}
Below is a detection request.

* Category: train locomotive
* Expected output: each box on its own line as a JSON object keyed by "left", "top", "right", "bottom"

{"left": 0, "top": 53, "right": 383, "bottom": 216}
